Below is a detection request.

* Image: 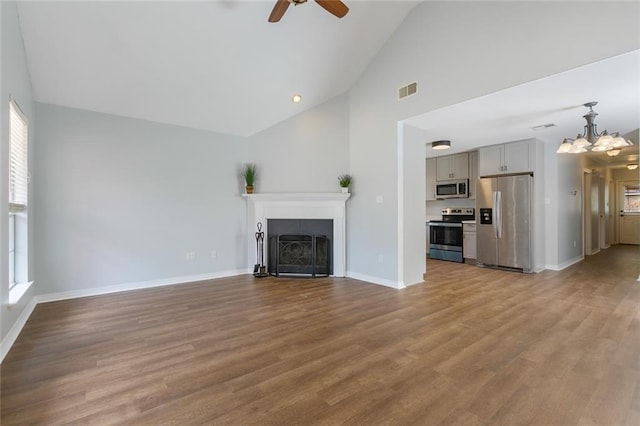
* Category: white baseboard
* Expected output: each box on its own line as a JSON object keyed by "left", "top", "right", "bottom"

{"left": 36, "top": 269, "right": 249, "bottom": 304}
{"left": 1, "top": 297, "right": 37, "bottom": 363}
{"left": 346, "top": 271, "right": 404, "bottom": 289}
{"left": 545, "top": 255, "right": 584, "bottom": 271}
{"left": 1, "top": 269, "right": 248, "bottom": 363}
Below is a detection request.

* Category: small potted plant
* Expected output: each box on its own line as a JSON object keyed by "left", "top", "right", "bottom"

{"left": 338, "top": 174, "right": 352, "bottom": 193}
{"left": 242, "top": 163, "right": 257, "bottom": 194}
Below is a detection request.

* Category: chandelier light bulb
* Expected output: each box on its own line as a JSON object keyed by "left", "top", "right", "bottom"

{"left": 556, "top": 139, "right": 573, "bottom": 153}
{"left": 573, "top": 136, "right": 591, "bottom": 148}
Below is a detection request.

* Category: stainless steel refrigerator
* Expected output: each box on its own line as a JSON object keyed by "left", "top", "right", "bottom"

{"left": 476, "top": 173, "right": 533, "bottom": 273}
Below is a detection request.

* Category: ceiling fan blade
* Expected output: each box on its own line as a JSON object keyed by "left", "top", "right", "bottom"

{"left": 315, "top": 0, "right": 349, "bottom": 18}
{"left": 268, "top": 0, "right": 291, "bottom": 23}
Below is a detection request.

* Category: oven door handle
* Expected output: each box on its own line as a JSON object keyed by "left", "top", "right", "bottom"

{"left": 431, "top": 223, "right": 462, "bottom": 228}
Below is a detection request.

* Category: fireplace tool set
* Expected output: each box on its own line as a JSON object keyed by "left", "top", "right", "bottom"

{"left": 254, "top": 222, "right": 268, "bottom": 277}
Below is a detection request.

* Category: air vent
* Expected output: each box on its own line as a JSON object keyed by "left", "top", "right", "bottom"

{"left": 398, "top": 82, "right": 418, "bottom": 100}
{"left": 531, "top": 123, "right": 558, "bottom": 131}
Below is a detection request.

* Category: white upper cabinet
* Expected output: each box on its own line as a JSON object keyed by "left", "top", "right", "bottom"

{"left": 436, "top": 153, "right": 469, "bottom": 181}
{"left": 478, "top": 140, "right": 532, "bottom": 177}
{"left": 426, "top": 158, "right": 437, "bottom": 201}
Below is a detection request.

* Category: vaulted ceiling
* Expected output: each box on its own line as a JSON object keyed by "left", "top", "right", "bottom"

{"left": 16, "top": 0, "right": 421, "bottom": 137}
{"left": 15, "top": 0, "right": 640, "bottom": 167}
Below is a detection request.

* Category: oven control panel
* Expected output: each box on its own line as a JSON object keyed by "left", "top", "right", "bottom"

{"left": 441, "top": 208, "right": 475, "bottom": 216}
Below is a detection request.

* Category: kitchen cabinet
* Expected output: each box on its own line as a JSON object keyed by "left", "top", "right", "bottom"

{"left": 478, "top": 140, "right": 532, "bottom": 177}
{"left": 426, "top": 158, "right": 437, "bottom": 201}
{"left": 463, "top": 222, "right": 477, "bottom": 260}
{"left": 436, "top": 153, "right": 469, "bottom": 181}
{"left": 468, "top": 151, "right": 478, "bottom": 199}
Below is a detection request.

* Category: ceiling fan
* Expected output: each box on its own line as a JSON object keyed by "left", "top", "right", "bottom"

{"left": 268, "top": 0, "right": 349, "bottom": 23}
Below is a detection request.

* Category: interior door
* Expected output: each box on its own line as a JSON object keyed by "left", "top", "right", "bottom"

{"left": 618, "top": 181, "right": 640, "bottom": 245}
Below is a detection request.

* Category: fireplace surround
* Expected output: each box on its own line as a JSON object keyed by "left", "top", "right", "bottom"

{"left": 243, "top": 193, "right": 350, "bottom": 277}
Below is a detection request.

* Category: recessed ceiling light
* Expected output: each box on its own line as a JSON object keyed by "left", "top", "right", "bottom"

{"left": 292, "top": 94, "right": 302, "bottom": 103}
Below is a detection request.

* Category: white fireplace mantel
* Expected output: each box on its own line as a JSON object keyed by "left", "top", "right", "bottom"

{"left": 243, "top": 193, "right": 351, "bottom": 276}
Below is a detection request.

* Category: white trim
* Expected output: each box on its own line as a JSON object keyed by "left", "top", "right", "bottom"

{"left": 347, "top": 271, "right": 405, "bottom": 289}
{"left": 1, "top": 297, "right": 37, "bottom": 363}
{"left": 35, "top": 269, "right": 249, "bottom": 304}
{"left": 397, "top": 122, "right": 404, "bottom": 286}
{"left": 545, "top": 255, "right": 584, "bottom": 271}
{"left": 243, "top": 193, "right": 350, "bottom": 277}
{"left": 8, "top": 281, "right": 34, "bottom": 305}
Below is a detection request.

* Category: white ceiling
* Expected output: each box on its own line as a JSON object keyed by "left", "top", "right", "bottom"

{"left": 406, "top": 50, "right": 640, "bottom": 167}
{"left": 15, "top": 0, "right": 640, "bottom": 167}
{"left": 16, "top": 0, "right": 421, "bottom": 137}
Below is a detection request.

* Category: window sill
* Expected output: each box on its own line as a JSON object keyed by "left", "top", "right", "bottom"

{"left": 9, "top": 281, "right": 33, "bottom": 306}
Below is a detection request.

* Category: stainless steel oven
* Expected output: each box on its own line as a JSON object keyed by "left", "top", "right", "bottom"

{"left": 429, "top": 208, "right": 474, "bottom": 263}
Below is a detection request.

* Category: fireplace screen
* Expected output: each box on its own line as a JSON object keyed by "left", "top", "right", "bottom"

{"left": 268, "top": 234, "right": 330, "bottom": 277}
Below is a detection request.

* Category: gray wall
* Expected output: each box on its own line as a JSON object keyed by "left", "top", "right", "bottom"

{"left": 348, "top": 1, "right": 640, "bottom": 284}
{"left": 246, "top": 94, "right": 350, "bottom": 194}
{"left": 33, "top": 93, "right": 350, "bottom": 297}
{"left": 1, "top": 0, "right": 36, "bottom": 341}
{"left": 34, "top": 104, "right": 248, "bottom": 295}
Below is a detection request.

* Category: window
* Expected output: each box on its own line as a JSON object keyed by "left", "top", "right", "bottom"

{"left": 9, "top": 99, "right": 29, "bottom": 292}
{"left": 623, "top": 184, "right": 640, "bottom": 213}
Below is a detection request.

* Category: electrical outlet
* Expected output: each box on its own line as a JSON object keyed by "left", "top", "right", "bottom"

{"left": 376, "top": 195, "right": 383, "bottom": 204}
{"left": 211, "top": 250, "right": 217, "bottom": 259}
{"left": 573, "top": 241, "right": 577, "bottom": 248}
{"left": 186, "top": 251, "right": 196, "bottom": 261}
{"left": 377, "top": 254, "right": 383, "bottom": 263}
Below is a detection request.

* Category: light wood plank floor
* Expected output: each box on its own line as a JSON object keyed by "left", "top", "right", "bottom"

{"left": 2, "top": 245, "right": 639, "bottom": 425}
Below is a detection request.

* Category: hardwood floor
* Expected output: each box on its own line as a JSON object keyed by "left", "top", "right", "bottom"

{"left": 2, "top": 245, "right": 639, "bottom": 425}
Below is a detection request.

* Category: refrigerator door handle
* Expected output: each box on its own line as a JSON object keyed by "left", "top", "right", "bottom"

{"left": 492, "top": 191, "right": 498, "bottom": 238}
{"left": 496, "top": 191, "right": 502, "bottom": 239}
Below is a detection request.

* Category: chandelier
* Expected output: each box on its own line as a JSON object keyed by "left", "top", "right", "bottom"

{"left": 556, "top": 102, "right": 633, "bottom": 154}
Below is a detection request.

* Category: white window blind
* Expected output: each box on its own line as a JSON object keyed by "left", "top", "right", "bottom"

{"left": 9, "top": 99, "right": 28, "bottom": 212}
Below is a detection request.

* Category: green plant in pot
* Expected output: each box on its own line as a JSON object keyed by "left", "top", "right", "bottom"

{"left": 338, "top": 174, "right": 352, "bottom": 193}
{"left": 242, "top": 163, "right": 257, "bottom": 194}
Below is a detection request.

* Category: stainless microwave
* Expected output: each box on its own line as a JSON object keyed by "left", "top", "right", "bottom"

{"left": 435, "top": 179, "right": 469, "bottom": 199}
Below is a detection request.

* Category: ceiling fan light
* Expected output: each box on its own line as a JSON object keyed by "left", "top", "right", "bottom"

{"left": 628, "top": 164, "right": 639, "bottom": 170}
{"left": 431, "top": 140, "right": 451, "bottom": 150}
{"left": 606, "top": 149, "right": 621, "bottom": 157}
